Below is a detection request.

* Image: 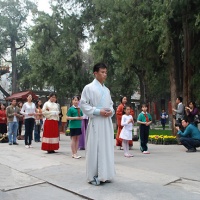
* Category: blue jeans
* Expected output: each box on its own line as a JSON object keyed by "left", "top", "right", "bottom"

{"left": 8, "top": 121, "right": 18, "bottom": 144}
{"left": 180, "top": 137, "right": 200, "bottom": 150}
{"left": 34, "top": 119, "right": 43, "bottom": 142}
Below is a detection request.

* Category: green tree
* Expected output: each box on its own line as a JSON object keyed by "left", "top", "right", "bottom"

{"left": 76, "top": 0, "right": 169, "bottom": 105}
{"left": 151, "top": 0, "right": 200, "bottom": 104}
{"left": 29, "top": 5, "right": 89, "bottom": 98}
{"left": 0, "top": 0, "right": 37, "bottom": 93}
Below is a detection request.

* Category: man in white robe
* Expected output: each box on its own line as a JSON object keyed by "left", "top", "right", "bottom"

{"left": 80, "top": 63, "right": 115, "bottom": 185}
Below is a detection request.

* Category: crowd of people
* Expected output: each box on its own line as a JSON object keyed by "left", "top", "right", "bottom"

{"left": 173, "top": 97, "right": 200, "bottom": 152}
{"left": 0, "top": 63, "right": 200, "bottom": 187}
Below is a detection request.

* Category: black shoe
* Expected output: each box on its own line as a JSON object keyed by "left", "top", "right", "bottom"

{"left": 186, "top": 148, "right": 196, "bottom": 152}
{"left": 13, "top": 142, "right": 19, "bottom": 145}
{"left": 101, "top": 180, "right": 111, "bottom": 183}
{"left": 9, "top": 143, "right": 12, "bottom": 145}
{"left": 47, "top": 150, "right": 55, "bottom": 154}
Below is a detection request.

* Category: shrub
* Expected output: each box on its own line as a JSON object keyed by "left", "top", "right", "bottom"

{"left": 149, "top": 135, "right": 177, "bottom": 145}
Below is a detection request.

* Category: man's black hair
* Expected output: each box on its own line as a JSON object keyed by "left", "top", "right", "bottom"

{"left": 177, "top": 96, "right": 183, "bottom": 102}
{"left": 182, "top": 116, "right": 189, "bottom": 123}
{"left": 93, "top": 63, "right": 107, "bottom": 73}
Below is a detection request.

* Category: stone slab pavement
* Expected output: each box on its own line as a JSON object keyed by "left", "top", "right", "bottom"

{"left": 0, "top": 133, "right": 200, "bottom": 200}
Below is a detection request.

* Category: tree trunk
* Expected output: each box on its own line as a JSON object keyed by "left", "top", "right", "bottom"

{"left": 168, "top": 18, "right": 183, "bottom": 135}
{"left": 182, "top": 14, "right": 193, "bottom": 105}
{"left": 11, "top": 37, "right": 18, "bottom": 93}
{"left": 130, "top": 64, "right": 146, "bottom": 104}
{"left": 169, "top": 56, "right": 177, "bottom": 136}
{"left": 135, "top": 69, "right": 146, "bottom": 104}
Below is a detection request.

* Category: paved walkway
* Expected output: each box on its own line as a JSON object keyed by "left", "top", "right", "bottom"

{"left": 0, "top": 134, "right": 200, "bottom": 200}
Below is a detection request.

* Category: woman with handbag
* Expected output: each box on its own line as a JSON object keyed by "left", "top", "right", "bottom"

{"left": 17, "top": 101, "right": 24, "bottom": 140}
{"left": 34, "top": 100, "right": 43, "bottom": 142}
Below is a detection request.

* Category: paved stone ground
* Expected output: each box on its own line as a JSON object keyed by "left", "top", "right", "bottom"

{"left": 0, "top": 133, "right": 200, "bottom": 200}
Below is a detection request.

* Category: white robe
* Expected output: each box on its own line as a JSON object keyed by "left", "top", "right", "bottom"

{"left": 80, "top": 79, "right": 115, "bottom": 182}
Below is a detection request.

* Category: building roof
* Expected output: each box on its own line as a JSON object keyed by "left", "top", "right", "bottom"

{"left": 5, "top": 90, "right": 38, "bottom": 101}
{"left": 0, "top": 66, "right": 9, "bottom": 76}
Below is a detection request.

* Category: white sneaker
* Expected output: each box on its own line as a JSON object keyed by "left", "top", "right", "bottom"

{"left": 143, "top": 151, "right": 150, "bottom": 154}
{"left": 73, "top": 154, "right": 81, "bottom": 159}
{"left": 120, "top": 147, "right": 124, "bottom": 150}
{"left": 25, "top": 145, "right": 29, "bottom": 148}
{"left": 116, "top": 146, "right": 121, "bottom": 150}
{"left": 124, "top": 153, "right": 130, "bottom": 158}
{"left": 29, "top": 145, "right": 33, "bottom": 148}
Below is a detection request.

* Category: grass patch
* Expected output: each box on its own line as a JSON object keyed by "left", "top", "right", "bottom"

{"left": 149, "top": 129, "right": 172, "bottom": 136}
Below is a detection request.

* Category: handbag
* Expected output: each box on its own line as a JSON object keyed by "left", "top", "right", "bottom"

{"left": 35, "top": 120, "right": 40, "bottom": 125}
{"left": 0, "top": 134, "right": 8, "bottom": 143}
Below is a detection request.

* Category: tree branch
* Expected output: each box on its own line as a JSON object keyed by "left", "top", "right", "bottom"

{"left": 16, "top": 15, "right": 23, "bottom": 28}
{"left": 0, "top": 85, "right": 10, "bottom": 97}
{"left": 0, "top": 55, "right": 12, "bottom": 63}
{"left": 15, "top": 42, "right": 26, "bottom": 50}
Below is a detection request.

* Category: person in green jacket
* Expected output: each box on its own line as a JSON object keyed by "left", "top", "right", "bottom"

{"left": 67, "top": 96, "right": 83, "bottom": 159}
{"left": 137, "top": 104, "right": 152, "bottom": 154}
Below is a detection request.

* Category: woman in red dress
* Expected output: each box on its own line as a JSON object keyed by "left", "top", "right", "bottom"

{"left": 116, "top": 96, "right": 134, "bottom": 149}
{"left": 41, "top": 93, "right": 60, "bottom": 153}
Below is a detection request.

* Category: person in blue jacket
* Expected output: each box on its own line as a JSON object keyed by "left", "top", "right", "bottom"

{"left": 176, "top": 118, "right": 200, "bottom": 152}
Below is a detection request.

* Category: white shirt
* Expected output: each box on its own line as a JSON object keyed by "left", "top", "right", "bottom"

{"left": 42, "top": 100, "right": 59, "bottom": 121}
{"left": 13, "top": 107, "right": 17, "bottom": 122}
{"left": 20, "top": 102, "right": 36, "bottom": 119}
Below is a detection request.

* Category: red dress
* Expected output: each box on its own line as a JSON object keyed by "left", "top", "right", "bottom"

{"left": 41, "top": 120, "right": 59, "bottom": 151}
{"left": 116, "top": 104, "right": 134, "bottom": 147}
{"left": 41, "top": 100, "right": 60, "bottom": 151}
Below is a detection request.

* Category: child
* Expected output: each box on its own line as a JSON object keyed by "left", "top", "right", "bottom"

{"left": 119, "top": 105, "right": 134, "bottom": 157}
{"left": 160, "top": 109, "right": 168, "bottom": 130}
{"left": 137, "top": 104, "right": 152, "bottom": 154}
{"left": 67, "top": 96, "right": 83, "bottom": 159}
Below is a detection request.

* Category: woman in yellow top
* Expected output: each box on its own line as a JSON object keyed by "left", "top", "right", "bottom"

{"left": 34, "top": 100, "right": 43, "bottom": 142}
